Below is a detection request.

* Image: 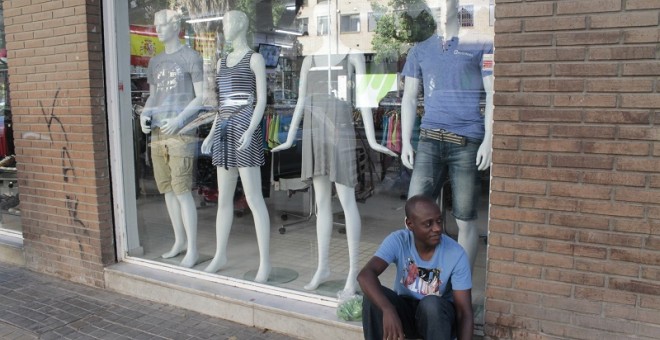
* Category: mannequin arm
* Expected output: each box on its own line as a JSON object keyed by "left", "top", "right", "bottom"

{"left": 201, "top": 114, "right": 218, "bottom": 155}
{"left": 236, "top": 52, "right": 268, "bottom": 151}
{"left": 161, "top": 81, "right": 204, "bottom": 135}
{"left": 476, "top": 73, "right": 493, "bottom": 171}
{"left": 139, "top": 86, "right": 157, "bottom": 134}
{"left": 271, "top": 56, "right": 312, "bottom": 153}
{"left": 350, "top": 53, "right": 397, "bottom": 157}
{"left": 400, "top": 76, "right": 420, "bottom": 169}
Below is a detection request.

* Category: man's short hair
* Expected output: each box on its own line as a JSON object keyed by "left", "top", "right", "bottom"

{"left": 405, "top": 194, "right": 440, "bottom": 220}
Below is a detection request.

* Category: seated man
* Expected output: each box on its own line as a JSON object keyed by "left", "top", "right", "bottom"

{"left": 358, "top": 195, "right": 473, "bottom": 340}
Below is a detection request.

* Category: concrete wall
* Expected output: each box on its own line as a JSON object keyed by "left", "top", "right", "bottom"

{"left": 487, "top": 0, "right": 660, "bottom": 338}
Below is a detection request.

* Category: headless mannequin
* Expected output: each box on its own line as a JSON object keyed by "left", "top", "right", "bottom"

{"left": 140, "top": 9, "right": 203, "bottom": 268}
{"left": 272, "top": 1, "right": 396, "bottom": 296}
{"left": 400, "top": 0, "right": 494, "bottom": 270}
{"left": 201, "top": 10, "right": 271, "bottom": 283}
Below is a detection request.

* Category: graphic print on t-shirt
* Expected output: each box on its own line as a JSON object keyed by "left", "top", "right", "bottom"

{"left": 401, "top": 258, "right": 442, "bottom": 296}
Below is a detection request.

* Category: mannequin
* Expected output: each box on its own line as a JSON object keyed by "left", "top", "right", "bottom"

{"left": 400, "top": 0, "right": 494, "bottom": 270}
{"left": 201, "top": 10, "right": 271, "bottom": 283}
{"left": 140, "top": 9, "right": 203, "bottom": 268}
{"left": 272, "top": 1, "right": 396, "bottom": 296}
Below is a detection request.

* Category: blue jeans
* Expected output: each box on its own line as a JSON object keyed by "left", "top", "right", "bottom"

{"left": 407, "top": 136, "right": 481, "bottom": 221}
{"left": 362, "top": 285, "right": 455, "bottom": 340}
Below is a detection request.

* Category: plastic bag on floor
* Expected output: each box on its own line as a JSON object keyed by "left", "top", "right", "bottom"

{"left": 336, "top": 292, "right": 363, "bottom": 322}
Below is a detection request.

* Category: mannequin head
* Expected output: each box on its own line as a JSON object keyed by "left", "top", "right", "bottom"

{"left": 154, "top": 9, "right": 181, "bottom": 43}
{"left": 223, "top": 10, "right": 248, "bottom": 42}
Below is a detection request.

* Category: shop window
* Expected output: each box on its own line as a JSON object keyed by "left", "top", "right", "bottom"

{"left": 340, "top": 14, "right": 360, "bottom": 33}
{"left": 367, "top": 12, "right": 381, "bottom": 32}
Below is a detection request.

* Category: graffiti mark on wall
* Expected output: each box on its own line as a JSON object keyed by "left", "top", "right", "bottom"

{"left": 38, "top": 89, "right": 87, "bottom": 235}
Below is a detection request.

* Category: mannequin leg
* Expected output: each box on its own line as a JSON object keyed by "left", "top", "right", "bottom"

{"left": 335, "top": 183, "right": 361, "bottom": 296}
{"left": 162, "top": 191, "right": 186, "bottom": 258}
{"left": 176, "top": 191, "right": 199, "bottom": 268}
{"left": 238, "top": 167, "right": 271, "bottom": 283}
{"left": 304, "top": 176, "right": 333, "bottom": 290}
{"left": 456, "top": 219, "right": 478, "bottom": 271}
{"left": 204, "top": 167, "right": 239, "bottom": 273}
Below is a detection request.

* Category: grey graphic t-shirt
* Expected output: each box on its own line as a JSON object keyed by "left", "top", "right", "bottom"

{"left": 145, "top": 45, "right": 203, "bottom": 127}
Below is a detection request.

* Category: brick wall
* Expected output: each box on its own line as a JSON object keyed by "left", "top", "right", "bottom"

{"left": 487, "top": 0, "right": 660, "bottom": 338}
{"left": 3, "top": 0, "right": 113, "bottom": 287}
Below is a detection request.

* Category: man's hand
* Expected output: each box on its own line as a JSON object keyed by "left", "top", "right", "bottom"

{"left": 382, "top": 307, "right": 405, "bottom": 340}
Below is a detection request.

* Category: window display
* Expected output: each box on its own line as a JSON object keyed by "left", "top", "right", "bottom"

{"left": 121, "top": 0, "right": 494, "bottom": 307}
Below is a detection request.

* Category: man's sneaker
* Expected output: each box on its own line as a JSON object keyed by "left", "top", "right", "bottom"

{"left": 0, "top": 155, "right": 15, "bottom": 168}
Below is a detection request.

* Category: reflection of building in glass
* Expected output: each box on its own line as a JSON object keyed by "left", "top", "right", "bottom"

{"left": 297, "top": 0, "right": 494, "bottom": 56}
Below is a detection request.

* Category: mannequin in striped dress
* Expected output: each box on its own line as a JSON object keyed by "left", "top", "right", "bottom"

{"left": 201, "top": 10, "right": 271, "bottom": 283}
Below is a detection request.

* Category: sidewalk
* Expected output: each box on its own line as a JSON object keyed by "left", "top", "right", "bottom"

{"left": 0, "top": 263, "right": 297, "bottom": 340}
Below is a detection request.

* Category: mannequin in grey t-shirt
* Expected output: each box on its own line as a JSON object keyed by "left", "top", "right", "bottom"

{"left": 139, "top": 9, "right": 204, "bottom": 268}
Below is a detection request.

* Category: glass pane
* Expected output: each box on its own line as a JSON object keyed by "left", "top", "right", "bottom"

{"left": 121, "top": 0, "right": 494, "bottom": 309}
{"left": 0, "top": 2, "right": 21, "bottom": 236}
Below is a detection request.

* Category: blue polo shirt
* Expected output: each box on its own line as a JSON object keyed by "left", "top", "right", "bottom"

{"left": 402, "top": 34, "right": 493, "bottom": 139}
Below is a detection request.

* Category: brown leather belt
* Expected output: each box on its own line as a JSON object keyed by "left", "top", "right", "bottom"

{"left": 420, "top": 128, "right": 467, "bottom": 146}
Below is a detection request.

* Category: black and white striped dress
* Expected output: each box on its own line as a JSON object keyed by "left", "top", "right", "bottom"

{"left": 212, "top": 51, "right": 264, "bottom": 169}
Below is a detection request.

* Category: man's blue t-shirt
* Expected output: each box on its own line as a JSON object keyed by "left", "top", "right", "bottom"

{"left": 375, "top": 229, "right": 471, "bottom": 301}
{"left": 401, "top": 34, "right": 493, "bottom": 139}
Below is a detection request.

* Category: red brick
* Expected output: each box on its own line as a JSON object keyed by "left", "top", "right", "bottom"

{"left": 517, "top": 223, "right": 576, "bottom": 241}
{"left": 623, "top": 28, "right": 660, "bottom": 43}
{"left": 494, "top": 108, "right": 520, "bottom": 121}
{"left": 583, "top": 171, "right": 646, "bottom": 187}
{"left": 616, "top": 157, "right": 660, "bottom": 172}
{"left": 519, "top": 197, "right": 578, "bottom": 212}
{"left": 522, "top": 79, "right": 584, "bottom": 92}
{"left": 515, "top": 250, "right": 574, "bottom": 269}
{"left": 609, "top": 278, "right": 660, "bottom": 295}
{"left": 651, "top": 175, "right": 660, "bottom": 188}
{"left": 495, "top": 64, "right": 553, "bottom": 77}
{"left": 525, "top": 16, "right": 587, "bottom": 32}
{"left": 557, "top": 0, "right": 622, "bottom": 15}
{"left": 574, "top": 314, "right": 638, "bottom": 334}
{"left": 590, "top": 12, "right": 659, "bottom": 29}
{"left": 549, "top": 213, "right": 610, "bottom": 230}
{"left": 519, "top": 109, "right": 582, "bottom": 122}
{"left": 491, "top": 178, "right": 546, "bottom": 195}
{"left": 489, "top": 260, "right": 542, "bottom": 278}
{"left": 621, "top": 94, "right": 660, "bottom": 109}
{"left": 538, "top": 321, "right": 606, "bottom": 340}
{"left": 495, "top": 79, "right": 521, "bottom": 92}
{"left": 551, "top": 125, "right": 616, "bottom": 139}
{"left": 544, "top": 268, "right": 605, "bottom": 287}
{"left": 495, "top": 49, "right": 522, "bottom": 62}
{"left": 520, "top": 167, "right": 581, "bottom": 182}
{"left": 555, "top": 63, "right": 619, "bottom": 76}
{"left": 583, "top": 141, "right": 650, "bottom": 156}
{"left": 490, "top": 192, "right": 517, "bottom": 207}
{"left": 496, "top": 2, "right": 554, "bottom": 18}
{"left": 639, "top": 323, "right": 660, "bottom": 339}
{"left": 554, "top": 94, "right": 617, "bottom": 107}
{"left": 556, "top": 31, "right": 621, "bottom": 46}
{"left": 626, "top": 0, "right": 660, "bottom": 9}
{"left": 611, "top": 248, "right": 660, "bottom": 266}
{"left": 645, "top": 236, "right": 660, "bottom": 251}
{"left": 543, "top": 296, "right": 602, "bottom": 314}
{"left": 491, "top": 164, "right": 518, "bottom": 178}
{"left": 623, "top": 61, "right": 660, "bottom": 76}
{"left": 549, "top": 183, "right": 612, "bottom": 200}
{"left": 486, "top": 298, "right": 512, "bottom": 313}
{"left": 580, "top": 201, "right": 645, "bottom": 218}
{"left": 640, "top": 295, "right": 660, "bottom": 309}
{"left": 489, "top": 220, "right": 516, "bottom": 234}
{"left": 615, "top": 187, "right": 660, "bottom": 205}
{"left": 579, "top": 230, "right": 644, "bottom": 247}
{"left": 495, "top": 19, "right": 523, "bottom": 33}
{"left": 493, "top": 136, "right": 520, "bottom": 150}
{"left": 493, "top": 150, "right": 549, "bottom": 166}
{"left": 586, "top": 79, "right": 654, "bottom": 92}
{"left": 551, "top": 155, "right": 614, "bottom": 170}
{"left": 487, "top": 287, "right": 542, "bottom": 305}
{"left": 523, "top": 47, "right": 586, "bottom": 62}
{"left": 641, "top": 267, "right": 660, "bottom": 281}
{"left": 491, "top": 207, "right": 546, "bottom": 223}
{"left": 514, "top": 277, "right": 572, "bottom": 297}
{"left": 494, "top": 123, "right": 550, "bottom": 136}
{"left": 520, "top": 139, "right": 581, "bottom": 153}
{"left": 495, "top": 33, "right": 554, "bottom": 48}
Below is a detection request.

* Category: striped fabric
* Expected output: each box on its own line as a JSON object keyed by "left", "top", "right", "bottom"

{"left": 212, "top": 51, "right": 265, "bottom": 169}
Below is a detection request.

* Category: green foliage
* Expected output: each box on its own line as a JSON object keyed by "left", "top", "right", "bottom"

{"left": 370, "top": 0, "right": 436, "bottom": 63}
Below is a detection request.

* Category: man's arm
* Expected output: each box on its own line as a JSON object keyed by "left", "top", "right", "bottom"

{"left": 357, "top": 257, "right": 405, "bottom": 340}
{"left": 453, "top": 289, "right": 474, "bottom": 340}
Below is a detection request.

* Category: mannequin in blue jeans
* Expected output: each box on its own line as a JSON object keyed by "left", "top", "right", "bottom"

{"left": 400, "top": 0, "right": 494, "bottom": 271}
{"left": 358, "top": 195, "right": 473, "bottom": 340}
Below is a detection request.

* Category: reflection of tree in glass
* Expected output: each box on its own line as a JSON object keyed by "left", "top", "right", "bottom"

{"left": 371, "top": 0, "right": 436, "bottom": 63}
